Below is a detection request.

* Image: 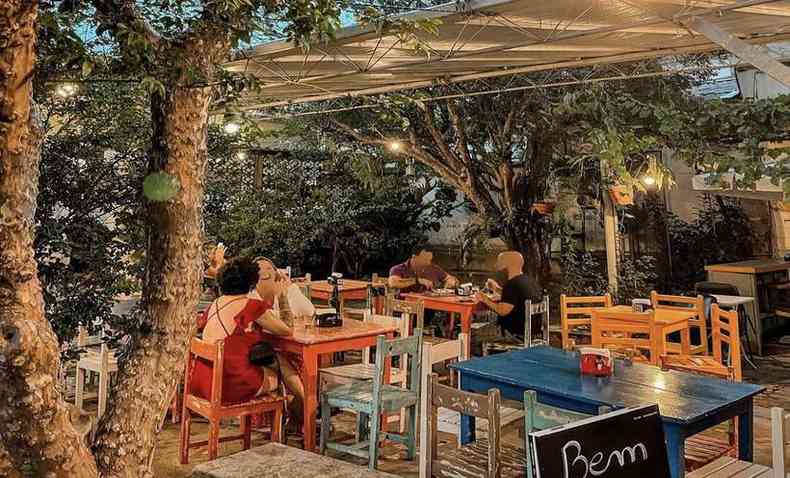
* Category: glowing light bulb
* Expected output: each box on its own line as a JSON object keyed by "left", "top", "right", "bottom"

{"left": 56, "top": 83, "right": 78, "bottom": 98}
{"left": 642, "top": 175, "right": 657, "bottom": 186}
{"left": 234, "top": 151, "right": 248, "bottom": 160}
{"left": 388, "top": 141, "right": 402, "bottom": 152}
{"left": 224, "top": 121, "right": 241, "bottom": 135}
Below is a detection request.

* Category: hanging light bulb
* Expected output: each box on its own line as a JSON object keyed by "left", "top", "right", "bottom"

{"left": 234, "top": 150, "right": 248, "bottom": 160}
{"left": 642, "top": 175, "right": 657, "bottom": 186}
{"left": 224, "top": 121, "right": 241, "bottom": 135}
{"left": 388, "top": 140, "right": 403, "bottom": 152}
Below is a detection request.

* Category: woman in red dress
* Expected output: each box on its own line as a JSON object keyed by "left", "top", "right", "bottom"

{"left": 192, "top": 257, "right": 297, "bottom": 404}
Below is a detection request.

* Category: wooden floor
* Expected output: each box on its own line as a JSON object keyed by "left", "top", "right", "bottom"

{"left": 147, "top": 338, "right": 790, "bottom": 478}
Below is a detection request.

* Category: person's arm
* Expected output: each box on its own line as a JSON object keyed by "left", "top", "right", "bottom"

{"left": 475, "top": 292, "right": 514, "bottom": 317}
{"left": 286, "top": 284, "right": 315, "bottom": 317}
{"left": 255, "top": 309, "right": 293, "bottom": 336}
{"left": 486, "top": 278, "right": 502, "bottom": 294}
{"left": 388, "top": 275, "right": 433, "bottom": 290}
{"left": 443, "top": 273, "right": 460, "bottom": 288}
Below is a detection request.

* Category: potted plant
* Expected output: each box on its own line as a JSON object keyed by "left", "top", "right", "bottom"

{"left": 608, "top": 185, "right": 634, "bottom": 205}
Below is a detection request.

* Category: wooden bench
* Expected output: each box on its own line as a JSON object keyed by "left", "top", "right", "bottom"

{"left": 189, "top": 442, "right": 399, "bottom": 478}
{"left": 686, "top": 456, "right": 772, "bottom": 477}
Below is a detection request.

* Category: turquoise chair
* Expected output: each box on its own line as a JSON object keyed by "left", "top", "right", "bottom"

{"left": 524, "top": 390, "right": 611, "bottom": 478}
{"left": 320, "top": 330, "right": 423, "bottom": 470}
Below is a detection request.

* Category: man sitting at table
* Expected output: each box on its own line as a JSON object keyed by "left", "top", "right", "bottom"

{"left": 388, "top": 247, "right": 459, "bottom": 292}
{"left": 476, "top": 251, "right": 541, "bottom": 340}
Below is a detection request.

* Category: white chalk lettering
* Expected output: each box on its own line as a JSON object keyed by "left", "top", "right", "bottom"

{"left": 561, "top": 440, "right": 649, "bottom": 477}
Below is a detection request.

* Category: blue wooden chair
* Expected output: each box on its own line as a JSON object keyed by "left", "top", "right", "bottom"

{"left": 523, "top": 390, "right": 611, "bottom": 478}
{"left": 320, "top": 330, "right": 423, "bottom": 471}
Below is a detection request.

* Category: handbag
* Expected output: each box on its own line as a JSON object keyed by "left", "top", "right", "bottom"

{"left": 211, "top": 298, "right": 278, "bottom": 368}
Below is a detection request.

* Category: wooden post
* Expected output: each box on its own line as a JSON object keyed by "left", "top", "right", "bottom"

{"left": 601, "top": 162, "right": 619, "bottom": 295}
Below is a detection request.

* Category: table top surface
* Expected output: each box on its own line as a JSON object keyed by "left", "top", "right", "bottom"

{"left": 262, "top": 317, "right": 396, "bottom": 345}
{"left": 711, "top": 294, "right": 755, "bottom": 306}
{"left": 297, "top": 279, "right": 372, "bottom": 293}
{"left": 705, "top": 259, "right": 790, "bottom": 274}
{"left": 450, "top": 346, "right": 764, "bottom": 425}
{"left": 402, "top": 292, "right": 487, "bottom": 307}
{"left": 602, "top": 305, "right": 696, "bottom": 326}
{"left": 190, "top": 443, "right": 399, "bottom": 478}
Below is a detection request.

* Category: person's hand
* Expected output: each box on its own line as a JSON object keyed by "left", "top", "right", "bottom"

{"left": 474, "top": 291, "right": 489, "bottom": 304}
{"left": 275, "top": 276, "right": 293, "bottom": 296}
{"left": 485, "top": 278, "right": 498, "bottom": 291}
{"left": 418, "top": 278, "right": 434, "bottom": 290}
{"left": 445, "top": 275, "right": 460, "bottom": 288}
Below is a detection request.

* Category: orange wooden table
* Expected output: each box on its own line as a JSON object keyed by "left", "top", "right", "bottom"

{"left": 299, "top": 279, "right": 386, "bottom": 313}
{"left": 261, "top": 318, "right": 396, "bottom": 452}
{"left": 604, "top": 305, "right": 694, "bottom": 355}
{"left": 401, "top": 292, "right": 487, "bottom": 345}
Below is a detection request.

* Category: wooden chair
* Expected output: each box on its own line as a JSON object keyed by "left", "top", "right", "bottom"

{"left": 590, "top": 309, "right": 661, "bottom": 365}
{"left": 651, "top": 291, "right": 708, "bottom": 355}
{"left": 75, "top": 343, "right": 118, "bottom": 421}
{"left": 345, "top": 284, "right": 376, "bottom": 320}
{"left": 386, "top": 297, "right": 425, "bottom": 335}
{"left": 559, "top": 294, "right": 613, "bottom": 349}
{"left": 419, "top": 376, "right": 528, "bottom": 478}
{"left": 660, "top": 304, "right": 742, "bottom": 471}
{"left": 320, "top": 332, "right": 423, "bottom": 471}
{"left": 483, "top": 296, "right": 550, "bottom": 356}
{"left": 320, "top": 312, "right": 411, "bottom": 432}
{"left": 524, "top": 390, "right": 611, "bottom": 478}
{"left": 179, "top": 338, "right": 287, "bottom": 464}
{"left": 687, "top": 407, "right": 785, "bottom": 478}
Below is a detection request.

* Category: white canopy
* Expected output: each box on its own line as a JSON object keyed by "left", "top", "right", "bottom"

{"left": 225, "top": 0, "right": 790, "bottom": 111}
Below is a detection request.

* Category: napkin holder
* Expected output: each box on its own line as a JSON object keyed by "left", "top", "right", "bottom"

{"left": 579, "top": 347, "right": 613, "bottom": 377}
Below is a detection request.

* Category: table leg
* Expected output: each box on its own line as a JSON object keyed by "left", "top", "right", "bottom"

{"left": 302, "top": 349, "right": 320, "bottom": 452}
{"left": 459, "top": 374, "right": 475, "bottom": 446}
{"left": 737, "top": 400, "right": 754, "bottom": 462}
{"left": 663, "top": 424, "right": 686, "bottom": 478}
{"left": 460, "top": 310, "right": 472, "bottom": 355}
{"left": 680, "top": 326, "right": 691, "bottom": 356}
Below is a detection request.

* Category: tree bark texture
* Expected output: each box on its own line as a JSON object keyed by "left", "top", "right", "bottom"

{"left": 91, "top": 81, "right": 213, "bottom": 476}
{"left": 0, "top": 1, "right": 99, "bottom": 476}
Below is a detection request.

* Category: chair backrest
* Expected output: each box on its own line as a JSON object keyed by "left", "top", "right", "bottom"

{"left": 525, "top": 296, "right": 551, "bottom": 346}
{"left": 651, "top": 291, "right": 708, "bottom": 354}
{"left": 372, "top": 331, "right": 423, "bottom": 397}
{"left": 771, "top": 407, "right": 789, "bottom": 478}
{"left": 386, "top": 298, "right": 425, "bottom": 331}
{"left": 185, "top": 338, "right": 224, "bottom": 406}
{"left": 695, "top": 281, "right": 740, "bottom": 296}
{"left": 559, "top": 294, "right": 612, "bottom": 349}
{"left": 591, "top": 309, "right": 660, "bottom": 364}
{"left": 711, "top": 304, "right": 742, "bottom": 381}
{"left": 523, "top": 390, "right": 610, "bottom": 478}
{"left": 420, "top": 375, "right": 502, "bottom": 478}
{"left": 361, "top": 313, "right": 410, "bottom": 368}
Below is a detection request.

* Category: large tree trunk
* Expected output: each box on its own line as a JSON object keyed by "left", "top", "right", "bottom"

{"left": 92, "top": 84, "right": 212, "bottom": 477}
{"left": 501, "top": 218, "right": 551, "bottom": 291}
{"left": 0, "top": 2, "right": 99, "bottom": 476}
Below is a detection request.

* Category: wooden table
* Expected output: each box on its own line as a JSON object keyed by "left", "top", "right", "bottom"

{"left": 262, "top": 319, "right": 396, "bottom": 452}
{"left": 301, "top": 279, "right": 386, "bottom": 312}
{"left": 710, "top": 294, "right": 755, "bottom": 308}
{"left": 706, "top": 259, "right": 790, "bottom": 355}
{"left": 401, "top": 292, "right": 486, "bottom": 346}
{"left": 603, "top": 305, "right": 695, "bottom": 356}
{"left": 189, "top": 442, "right": 399, "bottom": 477}
{"left": 451, "top": 346, "right": 764, "bottom": 478}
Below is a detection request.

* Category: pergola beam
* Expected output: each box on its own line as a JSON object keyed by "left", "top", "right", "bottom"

{"left": 683, "top": 16, "right": 790, "bottom": 88}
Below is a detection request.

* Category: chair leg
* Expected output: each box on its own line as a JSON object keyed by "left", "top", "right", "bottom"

{"left": 399, "top": 406, "right": 407, "bottom": 434}
{"left": 98, "top": 370, "right": 109, "bottom": 419}
{"left": 179, "top": 409, "right": 192, "bottom": 465}
{"left": 75, "top": 367, "right": 85, "bottom": 412}
{"left": 272, "top": 406, "right": 284, "bottom": 444}
{"left": 241, "top": 415, "right": 252, "bottom": 450}
{"left": 320, "top": 397, "right": 331, "bottom": 455}
{"left": 368, "top": 410, "right": 381, "bottom": 471}
{"left": 208, "top": 419, "right": 220, "bottom": 461}
{"left": 406, "top": 405, "right": 417, "bottom": 461}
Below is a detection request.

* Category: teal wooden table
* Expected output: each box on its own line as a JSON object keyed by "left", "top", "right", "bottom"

{"left": 450, "top": 346, "right": 764, "bottom": 478}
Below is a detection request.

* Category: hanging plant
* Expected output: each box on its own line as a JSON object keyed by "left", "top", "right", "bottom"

{"left": 609, "top": 185, "right": 634, "bottom": 206}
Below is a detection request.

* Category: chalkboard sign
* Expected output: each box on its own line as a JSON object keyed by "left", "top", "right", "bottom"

{"left": 529, "top": 404, "right": 670, "bottom": 478}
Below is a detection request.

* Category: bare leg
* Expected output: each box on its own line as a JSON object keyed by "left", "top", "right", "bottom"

{"left": 276, "top": 354, "right": 305, "bottom": 430}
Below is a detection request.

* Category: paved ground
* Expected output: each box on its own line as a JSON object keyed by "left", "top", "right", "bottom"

{"left": 146, "top": 337, "right": 790, "bottom": 477}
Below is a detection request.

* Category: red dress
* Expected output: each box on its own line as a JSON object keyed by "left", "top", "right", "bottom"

{"left": 192, "top": 298, "right": 272, "bottom": 404}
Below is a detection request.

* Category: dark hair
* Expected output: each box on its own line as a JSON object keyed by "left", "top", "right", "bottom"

{"left": 411, "top": 246, "right": 431, "bottom": 257}
{"left": 217, "top": 257, "right": 259, "bottom": 295}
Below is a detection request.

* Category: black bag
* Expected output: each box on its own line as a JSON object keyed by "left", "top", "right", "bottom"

{"left": 248, "top": 341, "right": 277, "bottom": 367}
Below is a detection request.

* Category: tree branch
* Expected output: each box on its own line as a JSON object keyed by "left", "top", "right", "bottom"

{"left": 91, "top": 0, "right": 162, "bottom": 46}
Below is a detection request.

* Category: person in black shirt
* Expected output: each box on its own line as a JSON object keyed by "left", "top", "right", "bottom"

{"left": 476, "top": 251, "right": 542, "bottom": 338}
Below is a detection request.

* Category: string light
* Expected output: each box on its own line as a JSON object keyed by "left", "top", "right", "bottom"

{"left": 388, "top": 141, "right": 403, "bottom": 152}
{"left": 234, "top": 150, "right": 248, "bottom": 160}
{"left": 642, "top": 175, "right": 657, "bottom": 186}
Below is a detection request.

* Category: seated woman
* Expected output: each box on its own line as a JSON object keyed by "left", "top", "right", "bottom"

{"left": 192, "top": 257, "right": 305, "bottom": 429}
{"left": 251, "top": 256, "right": 315, "bottom": 319}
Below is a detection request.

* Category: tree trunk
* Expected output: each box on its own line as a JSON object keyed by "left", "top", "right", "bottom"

{"left": 92, "top": 85, "right": 211, "bottom": 477}
{"left": 502, "top": 219, "right": 551, "bottom": 292}
{"left": 0, "top": 2, "right": 100, "bottom": 476}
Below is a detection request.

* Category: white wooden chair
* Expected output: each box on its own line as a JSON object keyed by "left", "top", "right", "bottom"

{"left": 320, "top": 312, "right": 410, "bottom": 431}
{"left": 75, "top": 342, "right": 118, "bottom": 421}
{"left": 484, "top": 296, "right": 550, "bottom": 355}
{"left": 772, "top": 407, "right": 789, "bottom": 478}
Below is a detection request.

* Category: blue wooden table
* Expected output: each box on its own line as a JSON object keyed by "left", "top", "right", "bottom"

{"left": 449, "top": 346, "right": 764, "bottom": 478}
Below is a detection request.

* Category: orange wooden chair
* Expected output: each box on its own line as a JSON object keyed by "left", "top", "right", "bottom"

{"left": 560, "top": 294, "right": 613, "bottom": 349}
{"left": 660, "top": 304, "right": 741, "bottom": 471}
{"left": 651, "top": 291, "right": 708, "bottom": 355}
{"left": 591, "top": 309, "right": 661, "bottom": 365}
{"left": 180, "top": 338, "right": 287, "bottom": 464}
